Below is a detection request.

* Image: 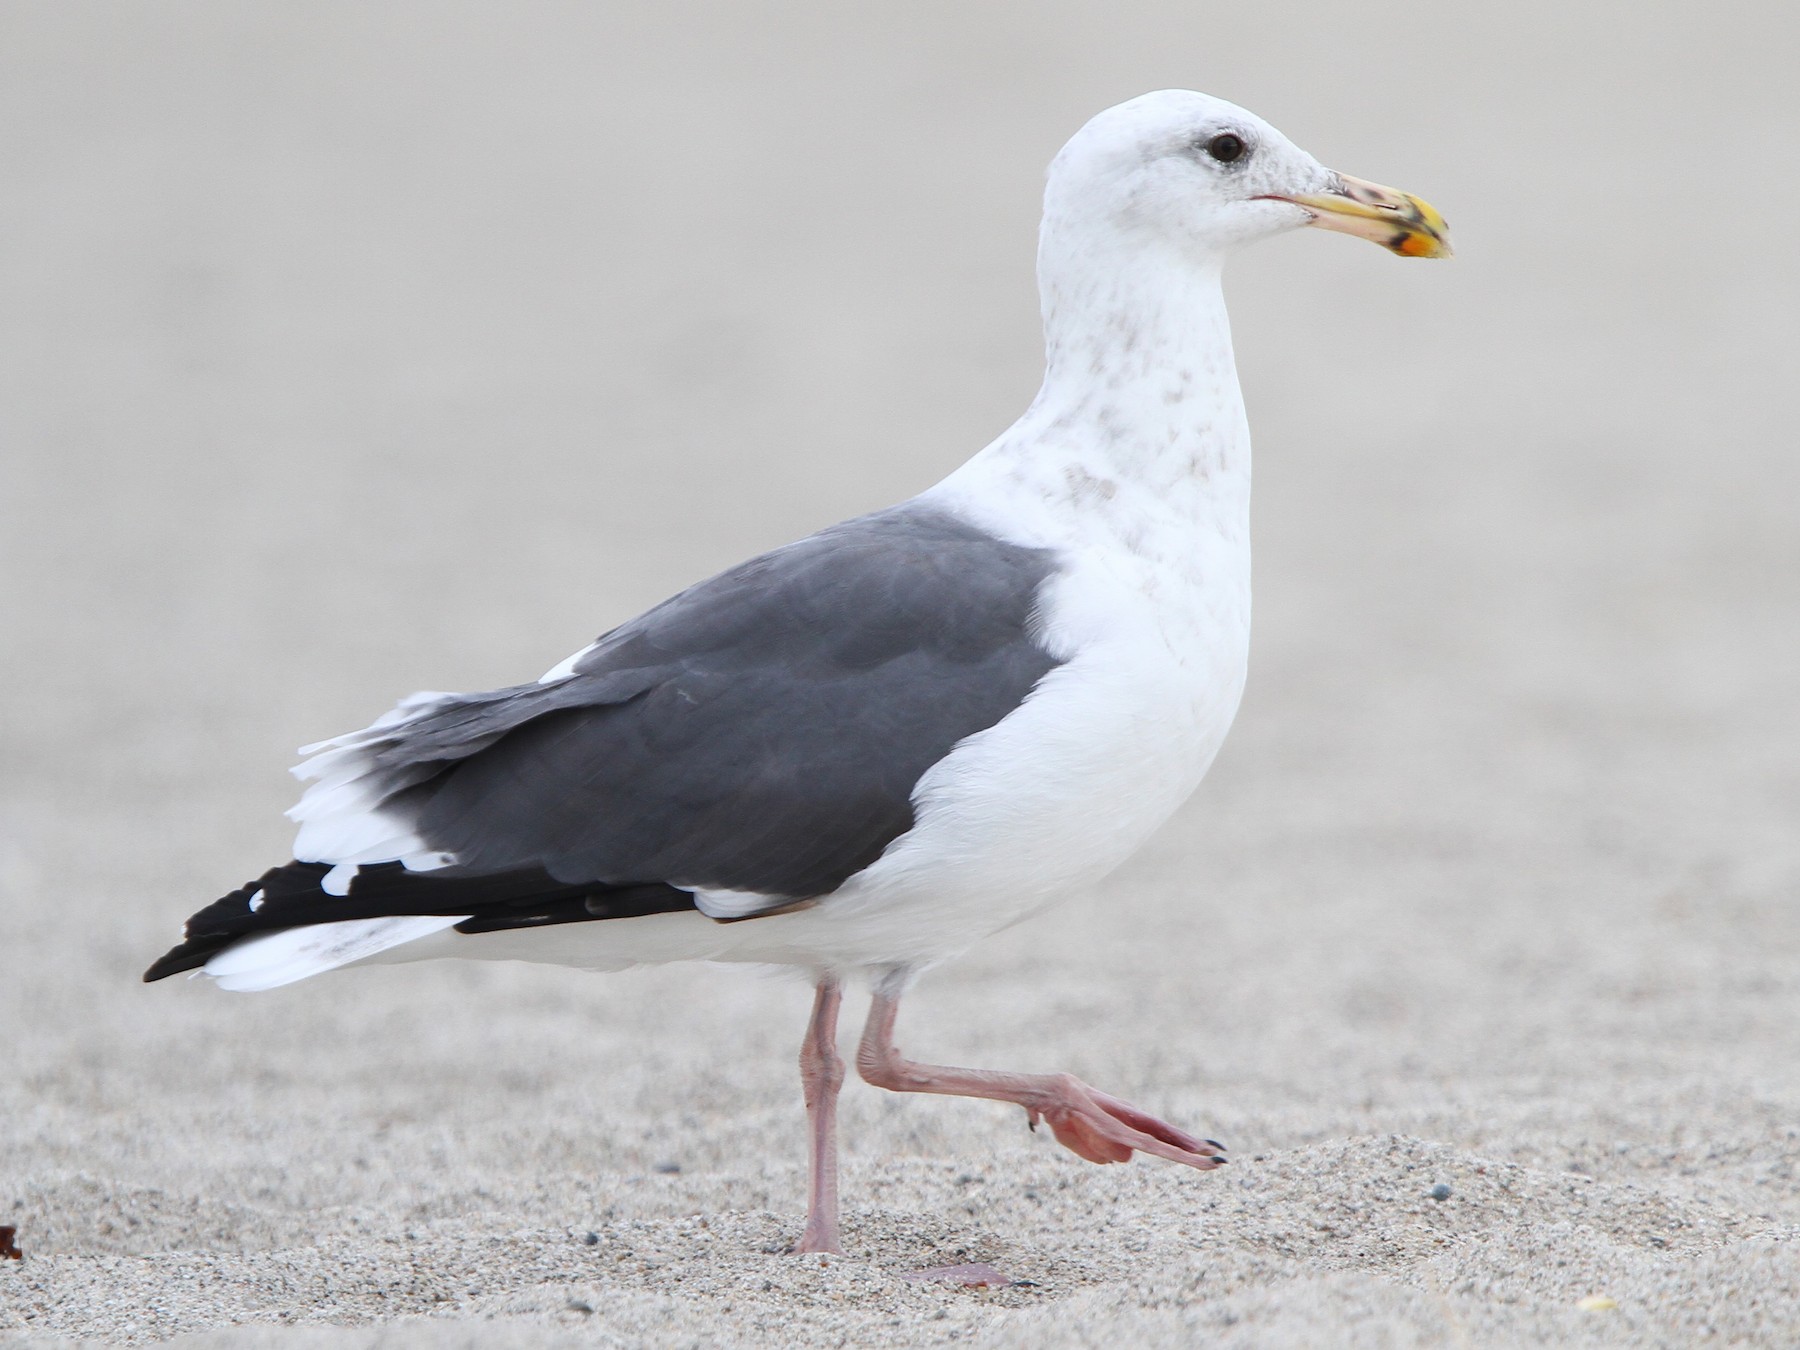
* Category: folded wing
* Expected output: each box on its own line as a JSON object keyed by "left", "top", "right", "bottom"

{"left": 145, "top": 504, "right": 1061, "bottom": 981}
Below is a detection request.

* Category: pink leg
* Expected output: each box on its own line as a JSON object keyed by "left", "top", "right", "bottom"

{"left": 856, "top": 983, "right": 1226, "bottom": 1172}
{"left": 792, "top": 975, "right": 845, "bottom": 1254}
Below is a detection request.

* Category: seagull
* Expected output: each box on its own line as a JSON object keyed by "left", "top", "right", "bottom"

{"left": 146, "top": 89, "right": 1449, "bottom": 1279}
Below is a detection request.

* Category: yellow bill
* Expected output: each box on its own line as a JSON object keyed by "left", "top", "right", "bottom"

{"left": 1261, "top": 173, "right": 1452, "bottom": 258}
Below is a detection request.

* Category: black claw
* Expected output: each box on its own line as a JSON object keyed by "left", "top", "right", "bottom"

{"left": 1204, "top": 1139, "right": 1226, "bottom": 1151}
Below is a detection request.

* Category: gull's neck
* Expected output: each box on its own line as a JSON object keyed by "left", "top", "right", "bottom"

{"left": 929, "top": 228, "right": 1251, "bottom": 549}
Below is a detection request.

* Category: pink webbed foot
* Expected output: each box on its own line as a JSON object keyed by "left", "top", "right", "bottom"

{"left": 1028, "top": 1074, "right": 1227, "bottom": 1169}
{"left": 856, "top": 984, "right": 1226, "bottom": 1173}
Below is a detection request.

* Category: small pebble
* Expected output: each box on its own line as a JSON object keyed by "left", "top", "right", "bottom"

{"left": 583, "top": 1232, "right": 601, "bottom": 1246}
{"left": 652, "top": 1161, "right": 682, "bottom": 1174}
{"left": 1428, "top": 1183, "right": 1453, "bottom": 1201}
{"left": 1577, "top": 1295, "right": 1619, "bottom": 1312}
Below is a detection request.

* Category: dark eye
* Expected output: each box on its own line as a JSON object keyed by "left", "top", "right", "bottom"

{"left": 1204, "top": 132, "right": 1247, "bottom": 164}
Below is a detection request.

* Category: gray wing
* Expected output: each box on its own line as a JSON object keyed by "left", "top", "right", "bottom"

{"left": 308, "top": 504, "right": 1061, "bottom": 907}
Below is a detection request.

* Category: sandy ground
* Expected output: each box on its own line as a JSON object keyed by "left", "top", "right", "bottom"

{"left": 5, "top": 2, "right": 1800, "bottom": 1345}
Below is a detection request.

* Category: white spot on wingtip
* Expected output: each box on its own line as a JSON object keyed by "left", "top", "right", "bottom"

{"left": 321, "top": 863, "right": 356, "bottom": 896}
{"left": 247, "top": 889, "right": 266, "bottom": 912}
{"left": 694, "top": 886, "right": 785, "bottom": 919}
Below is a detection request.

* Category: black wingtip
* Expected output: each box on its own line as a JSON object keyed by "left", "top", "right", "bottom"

{"left": 143, "top": 943, "right": 210, "bottom": 983}
{"left": 142, "top": 861, "right": 700, "bottom": 987}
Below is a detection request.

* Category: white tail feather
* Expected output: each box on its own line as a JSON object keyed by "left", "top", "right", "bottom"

{"left": 285, "top": 692, "right": 457, "bottom": 865}
{"left": 204, "top": 915, "right": 468, "bottom": 992}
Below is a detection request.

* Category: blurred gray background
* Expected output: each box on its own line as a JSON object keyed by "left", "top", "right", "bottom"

{"left": 4, "top": 2, "right": 1799, "bottom": 1343}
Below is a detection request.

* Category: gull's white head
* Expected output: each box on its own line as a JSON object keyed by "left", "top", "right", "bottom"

{"left": 1046, "top": 90, "right": 1451, "bottom": 265}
